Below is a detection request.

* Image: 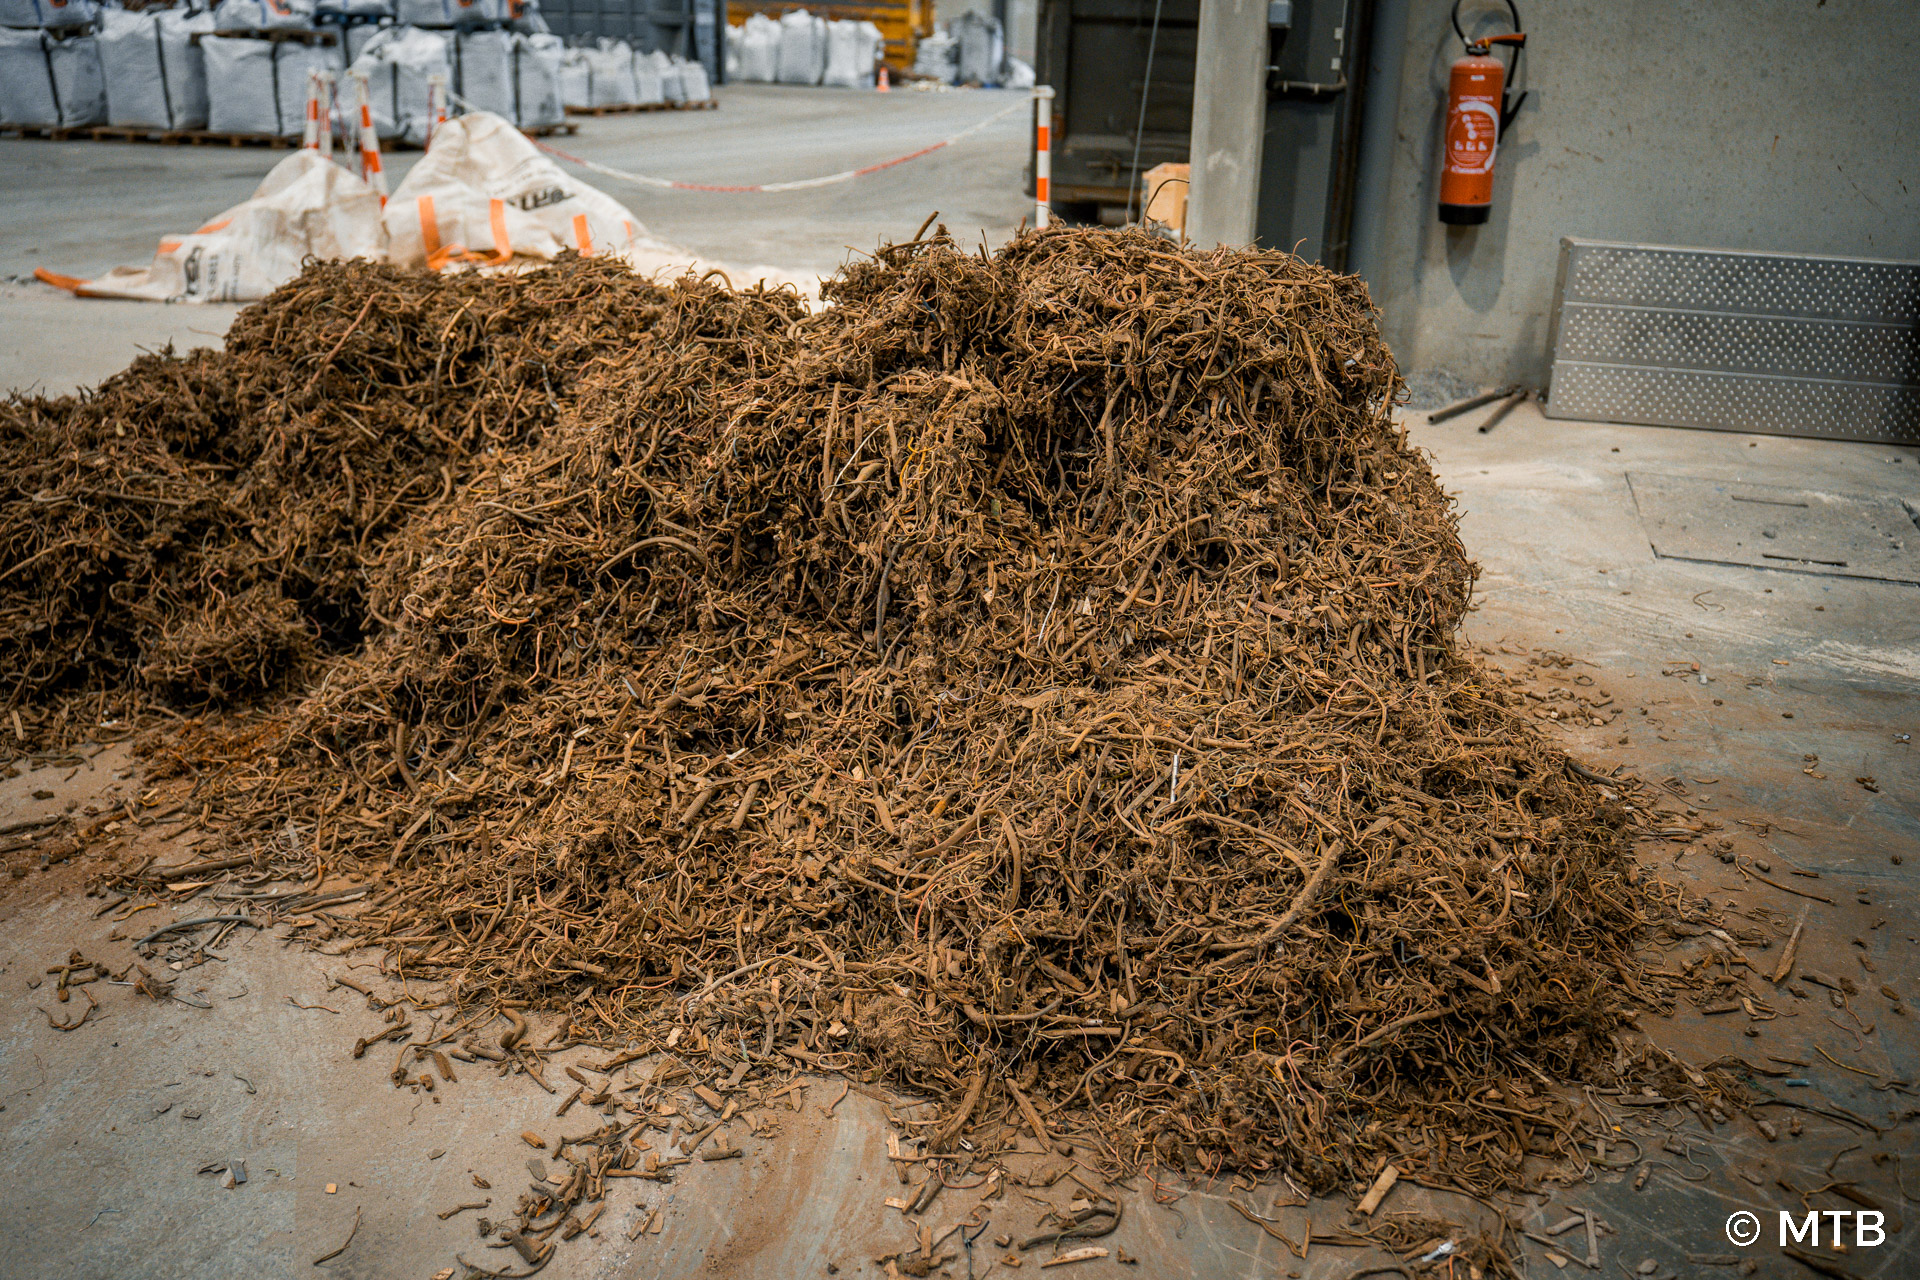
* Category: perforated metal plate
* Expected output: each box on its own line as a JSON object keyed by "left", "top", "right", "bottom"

{"left": 1626, "top": 472, "right": 1920, "bottom": 584}
{"left": 1544, "top": 239, "right": 1920, "bottom": 444}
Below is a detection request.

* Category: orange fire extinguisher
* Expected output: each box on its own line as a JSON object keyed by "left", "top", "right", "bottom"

{"left": 1438, "top": 0, "right": 1527, "bottom": 225}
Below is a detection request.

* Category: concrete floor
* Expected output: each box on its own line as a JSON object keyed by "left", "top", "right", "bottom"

{"left": 3, "top": 85, "right": 1920, "bottom": 1280}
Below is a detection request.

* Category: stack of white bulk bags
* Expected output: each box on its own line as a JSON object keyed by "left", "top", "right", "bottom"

{"left": 0, "top": 27, "right": 105, "bottom": 126}
{"left": 514, "top": 31, "right": 562, "bottom": 127}
{"left": 773, "top": 8, "right": 823, "bottom": 85}
{"left": 630, "top": 47, "right": 663, "bottom": 106}
{"left": 580, "top": 37, "right": 633, "bottom": 107}
{"left": 675, "top": 53, "right": 708, "bottom": 101}
{"left": 556, "top": 44, "right": 588, "bottom": 109}
{"left": 950, "top": 10, "right": 1002, "bottom": 86}
{"left": 201, "top": 35, "right": 281, "bottom": 134}
{"left": 453, "top": 26, "right": 513, "bottom": 118}
{"left": 272, "top": 39, "right": 345, "bottom": 136}
{"left": 647, "top": 48, "right": 678, "bottom": 103}
{"left": 821, "top": 18, "right": 880, "bottom": 89}
{"left": 734, "top": 12, "right": 775, "bottom": 83}
{"left": 97, "top": 6, "right": 217, "bottom": 130}
{"left": 910, "top": 28, "right": 953, "bottom": 81}
{"left": 349, "top": 23, "right": 449, "bottom": 143}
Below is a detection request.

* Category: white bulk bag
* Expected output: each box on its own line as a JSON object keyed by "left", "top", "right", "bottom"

{"left": 556, "top": 46, "right": 589, "bottom": 108}
{"left": 45, "top": 33, "right": 108, "bottom": 127}
{"left": 454, "top": 28, "right": 514, "bottom": 119}
{"left": 648, "top": 49, "right": 679, "bottom": 103}
{"left": 212, "top": 0, "right": 316, "bottom": 32}
{"left": 821, "top": 19, "right": 879, "bottom": 89}
{"left": 0, "top": 29, "right": 59, "bottom": 126}
{"left": 272, "top": 40, "right": 344, "bottom": 136}
{"left": 514, "top": 31, "right": 563, "bottom": 127}
{"left": 951, "top": 10, "right": 1002, "bottom": 86}
{"left": 910, "top": 29, "right": 954, "bottom": 82}
{"left": 676, "top": 53, "right": 709, "bottom": 102}
{"left": 395, "top": 0, "right": 500, "bottom": 26}
{"left": 774, "top": 9, "right": 824, "bottom": 85}
{"left": 98, "top": 7, "right": 215, "bottom": 130}
{"left": 735, "top": 12, "right": 776, "bottom": 83}
{"left": 0, "top": 0, "right": 98, "bottom": 28}
{"left": 384, "top": 110, "right": 642, "bottom": 268}
{"left": 630, "top": 50, "right": 663, "bottom": 106}
{"left": 0, "top": 29, "right": 108, "bottom": 128}
{"left": 36, "top": 151, "right": 385, "bottom": 303}
{"left": 1002, "top": 54, "right": 1034, "bottom": 89}
{"left": 344, "top": 21, "right": 384, "bottom": 63}
{"left": 350, "top": 24, "right": 449, "bottom": 143}
{"left": 581, "top": 38, "right": 634, "bottom": 106}
{"left": 203, "top": 36, "right": 281, "bottom": 134}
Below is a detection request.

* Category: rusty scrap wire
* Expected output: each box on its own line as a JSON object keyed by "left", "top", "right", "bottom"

{"left": 0, "top": 229, "right": 1723, "bottom": 1195}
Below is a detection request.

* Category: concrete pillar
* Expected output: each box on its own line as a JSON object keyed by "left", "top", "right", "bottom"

{"left": 1187, "top": 0, "right": 1270, "bottom": 248}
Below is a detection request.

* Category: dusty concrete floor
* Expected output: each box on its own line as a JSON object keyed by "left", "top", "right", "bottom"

{"left": 3, "top": 87, "right": 1919, "bottom": 1280}
{"left": 3, "top": 405, "right": 1912, "bottom": 1280}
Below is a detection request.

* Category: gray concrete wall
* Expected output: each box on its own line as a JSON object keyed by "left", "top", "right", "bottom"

{"left": 1364, "top": 0, "right": 1920, "bottom": 389}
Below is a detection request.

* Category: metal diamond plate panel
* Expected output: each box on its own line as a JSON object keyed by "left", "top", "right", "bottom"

{"left": 1627, "top": 472, "right": 1920, "bottom": 584}
{"left": 1544, "top": 239, "right": 1920, "bottom": 444}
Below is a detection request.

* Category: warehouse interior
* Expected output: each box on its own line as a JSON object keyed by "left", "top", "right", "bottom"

{"left": 1, "top": 2, "right": 1916, "bottom": 1278}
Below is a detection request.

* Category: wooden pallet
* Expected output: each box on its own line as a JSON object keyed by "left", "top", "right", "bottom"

{"left": 174, "top": 129, "right": 300, "bottom": 148}
{"left": 87, "top": 125, "right": 175, "bottom": 143}
{"left": 564, "top": 100, "right": 719, "bottom": 116}
{"left": 6, "top": 120, "right": 573, "bottom": 149}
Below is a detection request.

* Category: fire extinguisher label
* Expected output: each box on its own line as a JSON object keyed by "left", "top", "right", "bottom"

{"left": 1445, "top": 98, "right": 1500, "bottom": 175}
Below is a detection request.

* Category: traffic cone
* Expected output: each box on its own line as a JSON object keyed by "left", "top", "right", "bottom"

{"left": 876, "top": 65, "right": 890, "bottom": 92}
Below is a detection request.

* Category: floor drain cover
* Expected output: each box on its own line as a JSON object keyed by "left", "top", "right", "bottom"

{"left": 1626, "top": 472, "right": 1920, "bottom": 584}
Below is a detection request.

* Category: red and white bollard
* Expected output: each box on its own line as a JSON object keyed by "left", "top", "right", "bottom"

{"left": 425, "top": 72, "right": 448, "bottom": 149}
{"left": 1033, "top": 84, "right": 1054, "bottom": 230}
{"left": 301, "top": 68, "right": 324, "bottom": 150}
{"left": 348, "top": 69, "right": 387, "bottom": 205}
{"left": 315, "top": 71, "right": 335, "bottom": 159}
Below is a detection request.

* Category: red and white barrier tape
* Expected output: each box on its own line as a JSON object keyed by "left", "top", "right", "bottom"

{"left": 525, "top": 95, "right": 1028, "bottom": 194}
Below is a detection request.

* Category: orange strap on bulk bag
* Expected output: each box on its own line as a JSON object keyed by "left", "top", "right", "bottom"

{"left": 424, "top": 197, "right": 515, "bottom": 271}
{"left": 418, "top": 195, "right": 442, "bottom": 262}
{"left": 486, "top": 199, "right": 512, "bottom": 264}
{"left": 33, "top": 268, "right": 92, "bottom": 296}
{"left": 572, "top": 214, "right": 593, "bottom": 257}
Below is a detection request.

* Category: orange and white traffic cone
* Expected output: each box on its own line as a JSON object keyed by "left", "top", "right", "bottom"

{"left": 876, "top": 65, "right": 889, "bottom": 92}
